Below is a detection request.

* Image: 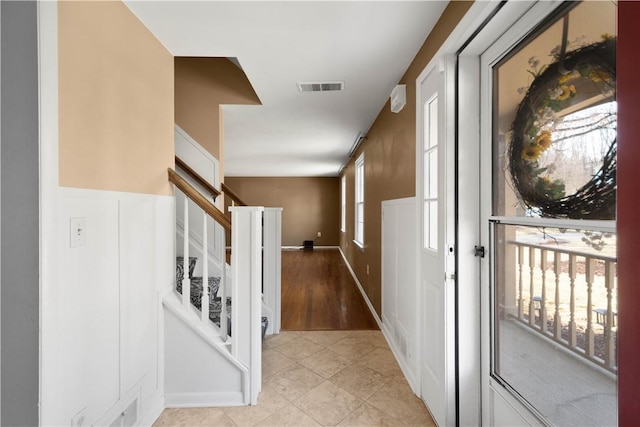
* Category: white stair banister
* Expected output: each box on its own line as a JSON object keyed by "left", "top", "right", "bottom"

{"left": 230, "top": 206, "right": 264, "bottom": 405}
{"left": 263, "top": 208, "right": 283, "bottom": 334}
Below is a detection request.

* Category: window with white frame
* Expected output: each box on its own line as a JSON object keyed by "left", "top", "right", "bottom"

{"left": 341, "top": 175, "right": 346, "bottom": 232}
{"left": 354, "top": 153, "right": 365, "bottom": 247}
{"left": 424, "top": 94, "right": 438, "bottom": 250}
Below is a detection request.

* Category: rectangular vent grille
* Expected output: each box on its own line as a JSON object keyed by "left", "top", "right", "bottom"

{"left": 297, "top": 81, "right": 344, "bottom": 92}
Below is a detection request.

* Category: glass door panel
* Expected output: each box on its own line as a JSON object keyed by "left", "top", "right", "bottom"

{"left": 490, "top": 1, "right": 617, "bottom": 425}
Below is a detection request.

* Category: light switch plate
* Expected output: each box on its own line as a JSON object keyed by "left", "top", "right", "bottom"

{"left": 70, "top": 217, "right": 87, "bottom": 248}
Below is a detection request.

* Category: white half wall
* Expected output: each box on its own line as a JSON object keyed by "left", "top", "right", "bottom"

{"left": 381, "top": 197, "right": 419, "bottom": 391}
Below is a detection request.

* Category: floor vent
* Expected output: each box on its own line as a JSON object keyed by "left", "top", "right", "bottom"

{"left": 109, "top": 397, "right": 138, "bottom": 427}
{"left": 297, "top": 81, "right": 344, "bottom": 92}
{"left": 394, "top": 324, "right": 410, "bottom": 360}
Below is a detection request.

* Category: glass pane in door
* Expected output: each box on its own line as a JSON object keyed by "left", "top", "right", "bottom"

{"left": 492, "top": 1, "right": 617, "bottom": 220}
{"left": 490, "top": 2, "right": 617, "bottom": 425}
{"left": 492, "top": 222, "right": 617, "bottom": 426}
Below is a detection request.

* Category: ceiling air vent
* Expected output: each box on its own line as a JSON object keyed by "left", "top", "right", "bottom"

{"left": 297, "top": 81, "right": 344, "bottom": 92}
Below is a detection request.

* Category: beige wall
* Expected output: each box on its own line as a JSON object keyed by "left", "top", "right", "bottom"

{"left": 224, "top": 177, "right": 340, "bottom": 247}
{"left": 175, "top": 57, "right": 261, "bottom": 177}
{"left": 58, "top": 1, "right": 174, "bottom": 196}
{"left": 340, "top": 1, "right": 473, "bottom": 316}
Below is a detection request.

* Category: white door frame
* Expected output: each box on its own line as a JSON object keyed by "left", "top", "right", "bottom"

{"left": 414, "top": 2, "right": 504, "bottom": 425}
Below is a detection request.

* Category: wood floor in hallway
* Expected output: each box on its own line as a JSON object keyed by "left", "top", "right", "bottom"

{"left": 281, "top": 249, "right": 378, "bottom": 331}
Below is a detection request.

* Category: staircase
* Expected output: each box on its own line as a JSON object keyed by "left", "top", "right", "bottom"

{"left": 164, "top": 160, "right": 282, "bottom": 408}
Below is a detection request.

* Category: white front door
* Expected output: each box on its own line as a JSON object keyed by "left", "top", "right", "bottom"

{"left": 418, "top": 57, "right": 456, "bottom": 427}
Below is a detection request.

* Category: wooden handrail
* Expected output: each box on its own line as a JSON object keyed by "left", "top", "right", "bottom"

{"left": 168, "top": 168, "right": 231, "bottom": 232}
{"left": 221, "top": 182, "right": 247, "bottom": 206}
{"left": 175, "top": 156, "right": 221, "bottom": 200}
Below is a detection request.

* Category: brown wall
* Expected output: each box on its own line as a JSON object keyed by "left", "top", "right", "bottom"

{"left": 224, "top": 177, "right": 340, "bottom": 247}
{"left": 175, "top": 57, "right": 261, "bottom": 177}
{"left": 58, "top": 1, "right": 174, "bottom": 196}
{"left": 339, "top": 1, "right": 473, "bottom": 316}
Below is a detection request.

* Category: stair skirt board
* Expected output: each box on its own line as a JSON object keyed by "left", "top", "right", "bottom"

{"left": 164, "top": 392, "right": 245, "bottom": 408}
{"left": 163, "top": 305, "right": 249, "bottom": 406}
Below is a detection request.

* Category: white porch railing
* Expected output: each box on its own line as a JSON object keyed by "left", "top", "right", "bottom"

{"left": 509, "top": 240, "right": 618, "bottom": 373}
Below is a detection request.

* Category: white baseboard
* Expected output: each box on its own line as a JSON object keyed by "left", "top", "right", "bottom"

{"left": 337, "top": 248, "right": 419, "bottom": 393}
{"left": 139, "top": 394, "right": 165, "bottom": 427}
{"left": 164, "top": 392, "right": 245, "bottom": 408}
{"left": 337, "top": 248, "right": 382, "bottom": 328}
{"left": 282, "top": 245, "right": 340, "bottom": 250}
{"left": 381, "top": 322, "right": 420, "bottom": 394}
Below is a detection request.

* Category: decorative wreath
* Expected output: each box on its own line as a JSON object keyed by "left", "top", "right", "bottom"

{"left": 508, "top": 37, "right": 617, "bottom": 219}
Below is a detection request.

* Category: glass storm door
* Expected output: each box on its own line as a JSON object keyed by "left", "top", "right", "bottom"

{"left": 479, "top": 1, "right": 618, "bottom": 425}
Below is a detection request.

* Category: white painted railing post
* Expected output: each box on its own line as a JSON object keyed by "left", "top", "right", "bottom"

{"left": 182, "top": 195, "right": 191, "bottom": 308}
{"left": 263, "top": 208, "right": 283, "bottom": 334}
{"left": 230, "top": 206, "right": 264, "bottom": 405}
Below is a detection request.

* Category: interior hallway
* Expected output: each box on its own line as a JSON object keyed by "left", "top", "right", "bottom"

{"left": 281, "top": 249, "right": 378, "bottom": 330}
{"left": 154, "top": 250, "right": 434, "bottom": 426}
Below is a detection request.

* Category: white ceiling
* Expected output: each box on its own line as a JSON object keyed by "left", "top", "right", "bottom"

{"left": 125, "top": 1, "right": 448, "bottom": 177}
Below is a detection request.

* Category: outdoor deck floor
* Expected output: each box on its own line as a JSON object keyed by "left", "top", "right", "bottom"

{"left": 499, "top": 319, "right": 617, "bottom": 426}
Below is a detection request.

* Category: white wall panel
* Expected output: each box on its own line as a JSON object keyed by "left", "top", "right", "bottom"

{"left": 120, "top": 195, "right": 175, "bottom": 403}
{"left": 57, "top": 196, "right": 121, "bottom": 425}
{"left": 381, "top": 197, "right": 418, "bottom": 390}
{"left": 41, "top": 188, "right": 173, "bottom": 427}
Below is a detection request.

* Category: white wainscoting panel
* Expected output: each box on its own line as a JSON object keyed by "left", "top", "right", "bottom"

{"left": 40, "top": 187, "right": 174, "bottom": 427}
{"left": 381, "top": 197, "right": 419, "bottom": 391}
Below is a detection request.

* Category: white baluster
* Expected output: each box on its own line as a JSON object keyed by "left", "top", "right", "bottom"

{"left": 540, "top": 249, "right": 547, "bottom": 332}
{"left": 220, "top": 223, "right": 228, "bottom": 342}
{"left": 517, "top": 245, "right": 524, "bottom": 320}
{"left": 568, "top": 254, "right": 577, "bottom": 348}
{"left": 585, "top": 257, "right": 595, "bottom": 357}
{"left": 528, "top": 247, "right": 536, "bottom": 327}
{"left": 553, "top": 251, "right": 562, "bottom": 340}
{"left": 201, "top": 212, "right": 209, "bottom": 323}
{"left": 604, "top": 260, "right": 616, "bottom": 369}
{"left": 183, "top": 194, "right": 191, "bottom": 308}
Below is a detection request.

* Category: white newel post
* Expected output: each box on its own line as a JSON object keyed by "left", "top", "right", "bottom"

{"left": 263, "top": 208, "right": 283, "bottom": 334}
{"left": 230, "top": 206, "right": 264, "bottom": 405}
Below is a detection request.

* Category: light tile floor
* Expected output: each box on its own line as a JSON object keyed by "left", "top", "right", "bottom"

{"left": 154, "top": 330, "right": 436, "bottom": 426}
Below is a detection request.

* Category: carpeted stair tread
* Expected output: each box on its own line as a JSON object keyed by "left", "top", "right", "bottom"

{"left": 175, "top": 257, "right": 268, "bottom": 338}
